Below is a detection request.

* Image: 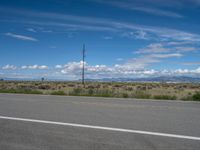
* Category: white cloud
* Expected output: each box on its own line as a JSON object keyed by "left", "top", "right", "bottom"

{"left": 39, "top": 65, "right": 49, "bottom": 69}
{"left": 174, "top": 69, "right": 189, "bottom": 74}
{"left": 1, "top": 61, "right": 200, "bottom": 79}
{"left": 2, "top": 64, "right": 17, "bottom": 70}
{"left": 135, "top": 30, "right": 148, "bottom": 40}
{"left": 5, "top": 32, "right": 38, "bottom": 42}
{"left": 116, "top": 57, "right": 160, "bottom": 70}
{"left": 174, "top": 68, "right": 200, "bottom": 74}
{"left": 59, "top": 61, "right": 159, "bottom": 78}
{"left": 21, "top": 65, "right": 48, "bottom": 69}
{"left": 58, "top": 61, "right": 200, "bottom": 79}
{"left": 150, "top": 53, "right": 182, "bottom": 58}
{"left": 55, "top": 65, "right": 63, "bottom": 69}
{"left": 27, "top": 28, "right": 37, "bottom": 32}
{"left": 136, "top": 43, "right": 170, "bottom": 54}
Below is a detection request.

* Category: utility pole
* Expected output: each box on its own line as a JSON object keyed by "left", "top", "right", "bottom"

{"left": 82, "top": 44, "right": 86, "bottom": 86}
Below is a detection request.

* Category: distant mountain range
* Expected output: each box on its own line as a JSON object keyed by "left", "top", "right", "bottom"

{"left": 85, "top": 76, "right": 200, "bottom": 83}
{"left": 1, "top": 76, "right": 200, "bottom": 83}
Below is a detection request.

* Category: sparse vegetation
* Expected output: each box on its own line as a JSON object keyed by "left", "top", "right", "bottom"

{"left": 153, "top": 95, "right": 177, "bottom": 100}
{"left": 0, "top": 88, "right": 42, "bottom": 94}
{"left": 51, "top": 91, "right": 66, "bottom": 95}
{"left": 0, "top": 81, "right": 200, "bottom": 101}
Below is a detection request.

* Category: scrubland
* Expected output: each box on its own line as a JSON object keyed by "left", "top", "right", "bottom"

{"left": 0, "top": 81, "right": 200, "bottom": 101}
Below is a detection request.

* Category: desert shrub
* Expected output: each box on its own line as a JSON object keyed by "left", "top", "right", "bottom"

{"left": 114, "top": 84, "right": 122, "bottom": 88}
{"left": 62, "top": 85, "right": 66, "bottom": 88}
{"left": 181, "top": 96, "right": 192, "bottom": 101}
{"left": 0, "top": 88, "right": 42, "bottom": 94}
{"left": 95, "top": 89, "right": 112, "bottom": 97}
{"left": 24, "top": 89, "right": 43, "bottom": 94}
{"left": 17, "top": 85, "right": 36, "bottom": 89}
{"left": 133, "top": 91, "right": 151, "bottom": 99}
{"left": 87, "top": 85, "right": 95, "bottom": 89}
{"left": 88, "top": 88, "right": 94, "bottom": 95}
{"left": 153, "top": 95, "right": 177, "bottom": 100}
{"left": 69, "top": 88, "right": 83, "bottom": 95}
{"left": 147, "top": 86, "right": 153, "bottom": 90}
{"left": 51, "top": 91, "right": 66, "bottom": 95}
{"left": 38, "top": 84, "right": 51, "bottom": 90}
{"left": 192, "top": 92, "right": 200, "bottom": 101}
{"left": 126, "top": 87, "right": 133, "bottom": 91}
{"left": 122, "top": 93, "right": 129, "bottom": 98}
{"left": 67, "top": 83, "right": 75, "bottom": 87}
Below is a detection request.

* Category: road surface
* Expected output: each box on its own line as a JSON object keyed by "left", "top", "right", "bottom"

{"left": 0, "top": 93, "right": 200, "bottom": 150}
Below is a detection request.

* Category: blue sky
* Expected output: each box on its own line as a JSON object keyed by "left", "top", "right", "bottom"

{"left": 0, "top": 0, "right": 200, "bottom": 79}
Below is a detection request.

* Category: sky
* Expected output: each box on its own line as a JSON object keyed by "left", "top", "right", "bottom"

{"left": 0, "top": 0, "right": 200, "bottom": 80}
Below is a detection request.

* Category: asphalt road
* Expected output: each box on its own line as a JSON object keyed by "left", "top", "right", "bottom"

{"left": 0, "top": 93, "right": 200, "bottom": 150}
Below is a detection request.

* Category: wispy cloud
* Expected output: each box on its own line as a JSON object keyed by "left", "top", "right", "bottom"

{"left": 166, "top": 41, "right": 195, "bottom": 46}
{"left": 149, "top": 53, "right": 182, "bottom": 58}
{"left": 5, "top": 32, "right": 38, "bottom": 41}
{"left": 175, "top": 47, "right": 198, "bottom": 52}
{"left": 132, "top": 7, "right": 183, "bottom": 18}
{"left": 136, "top": 43, "right": 170, "bottom": 54}
{"left": 1, "top": 7, "right": 199, "bottom": 42}
{"left": 0, "top": 8, "right": 200, "bottom": 42}
{"left": 135, "top": 30, "right": 148, "bottom": 40}
{"left": 27, "top": 28, "right": 37, "bottom": 32}
{"left": 115, "top": 22, "right": 200, "bottom": 42}
{"left": 136, "top": 42, "right": 198, "bottom": 54}
{"left": 121, "top": 30, "right": 148, "bottom": 40}
{"left": 91, "top": 0, "right": 184, "bottom": 18}
{"left": 122, "top": 53, "right": 182, "bottom": 70}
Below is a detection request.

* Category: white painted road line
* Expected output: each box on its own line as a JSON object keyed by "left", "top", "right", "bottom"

{"left": 0, "top": 115, "right": 200, "bottom": 141}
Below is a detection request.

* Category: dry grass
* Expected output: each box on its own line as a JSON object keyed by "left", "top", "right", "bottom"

{"left": 0, "top": 81, "right": 200, "bottom": 101}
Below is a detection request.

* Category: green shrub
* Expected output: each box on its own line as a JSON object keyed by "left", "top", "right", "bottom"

{"left": 181, "top": 96, "right": 192, "bottom": 101}
{"left": 51, "top": 91, "right": 66, "bottom": 95}
{"left": 153, "top": 95, "right": 177, "bottom": 100}
{"left": 69, "top": 88, "right": 83, "bottom": 96}
{"left": 95, "top": 89, "right": 113, "bottom": 97}
{"left": 122, "top": 93, "right": 129, "bottom": 98}
{"left": 0, "top": 88, "right": 42, "bottom": 94}
{"left": 133, "top": 91, "right": 151, "bottom": 99}
{"left": 88, "top": 88, "right": 94, "bottom": 95}
{"left": 38, "top": 84, "right": 51, "bottom": 90}
{"left": 192, "top": 92, "right": 200, "bottom": 101}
